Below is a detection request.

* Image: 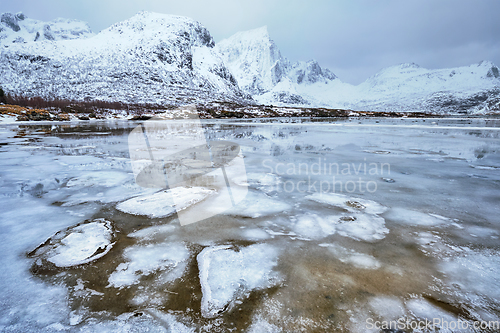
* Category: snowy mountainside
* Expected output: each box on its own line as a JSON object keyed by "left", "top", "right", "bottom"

{"left": 217, "top": 27, "right": 500, "bottom": 114}
{"left": 215, "top": 26, "right": 288, "bottom": 95}
{"left": 355, "top": 61, "right": 500, "bottom": 113}
{"left": 0, "top": 11, "right": 251, "bottom": 105}
{"left": 215, "top": 26, "right": 337, "bottom": 104}
{"left": 0, "top": 12, "right": 94, "bottom": 44}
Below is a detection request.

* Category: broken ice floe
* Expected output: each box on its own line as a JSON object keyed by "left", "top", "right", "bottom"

{"left": 108, "top": 242, "right": 190, "bottom": 289}
{"left": 116, "top": 186, "right": 216, "bottom": 218}
{"left": 306, "top": 192, "right": 388, "bottom": 215}
{"left": 224, "top": 191, "right": 291, "bottom": 218}
{"left": 29, "top": 218, "right": 115, "bottom": 268}
{"left": 197, "top": 244, "right": 281, "bottom": 318}
{"left": 292, "top": 213, "right": 389, "bottom": 242}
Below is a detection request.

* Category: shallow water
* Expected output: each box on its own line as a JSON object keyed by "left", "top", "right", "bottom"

{"left": 1, "top": 117, "right": 500, "bottom": 332}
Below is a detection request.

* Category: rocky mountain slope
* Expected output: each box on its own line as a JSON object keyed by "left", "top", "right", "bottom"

{"left": 0, "top": 11, "right": 250, "bottom": 105}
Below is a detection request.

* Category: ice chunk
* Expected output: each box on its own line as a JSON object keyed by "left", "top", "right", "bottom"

{"left": 385, "top": 207, "right": 448, "bottom": 226}
{"left": 233, "top": 172, "right": 280, "bottom": 188}
{"left": 116, "top": 186, "right": 216, "bottom": 218}
{"left": 224, "top": 191, "right": 291, "bottom": 218}
{"left": 108, "top": 242, "right": 189, "bottom": 288}
{"left": 306, "top": 192, "right": 388, "bottom": 215}
{"left": 292, "top": 213, "right": 388, "bottom": 242}
{"left": 29, "top": 219, "right": 115, "bottom": 268}
{"left": 197, "top": 244, "right": 281, "bottom": 318}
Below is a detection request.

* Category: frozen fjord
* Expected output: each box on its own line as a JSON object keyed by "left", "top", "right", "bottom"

{"left": 0, "top": 117, "right": 499, "bottom": 332}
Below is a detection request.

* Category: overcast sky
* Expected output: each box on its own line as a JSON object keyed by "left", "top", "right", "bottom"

{"left": 3, "top": 0, "right": 499, "bottom": 84}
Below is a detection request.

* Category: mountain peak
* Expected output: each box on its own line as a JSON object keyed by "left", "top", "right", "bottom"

{"left": 102, "top": 11, "right": 215, "bottom": 48}
{"left": 0, "top": 12, "right": 94, "bottom": 44}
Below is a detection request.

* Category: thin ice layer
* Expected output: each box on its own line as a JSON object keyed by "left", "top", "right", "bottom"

{"left": 224, "top": 191, "right": 291, "bottom": 218}
{"left": 197, "top": 244, "right": 281, "bottom": 318}
{"left": 385, "top": 207, "right": 448, "bottom": 226}
{"left": 306, "top": 192, "right": 388, "bottom": 215}
{"left": 292, "top": 213, "right": 389, "bottom": 242}
{"left": 116, "top": 186, "right": 216, "bottom": 218}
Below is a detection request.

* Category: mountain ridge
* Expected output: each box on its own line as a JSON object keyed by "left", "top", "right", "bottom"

{"left": 1, "top": 11, "right": 499, "bottom": 114}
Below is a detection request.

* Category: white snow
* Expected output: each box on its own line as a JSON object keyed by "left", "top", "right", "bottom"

{"left": 197, "top": 244, "right": 281, "bottom": 318}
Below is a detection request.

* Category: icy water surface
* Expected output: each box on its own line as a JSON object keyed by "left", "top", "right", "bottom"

{"left": 0, "top": 117, "right": 499, "bottom": 332}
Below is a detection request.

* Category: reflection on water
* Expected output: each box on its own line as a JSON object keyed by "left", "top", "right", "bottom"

{"left": 0, "top": 117, "right": 500, "bottom": 332}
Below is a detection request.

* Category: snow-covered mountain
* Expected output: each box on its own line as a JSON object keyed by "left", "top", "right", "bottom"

{"left": 0, "top": 12, "right": 94, "bottom": 44}
{"left": 1, "top": 11, "right": 499, "bottom": 114}
{"left": 0, "top": 11, "right": 250, "bottom": 105}
{"left": 215, "top": 26, "right": 338, "bottom": 106}
{"left": 354, "top": 61, "right": 500, "bottom": 114}
{"left": 216, "top": 27, "right": 500, "bottom": 114}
